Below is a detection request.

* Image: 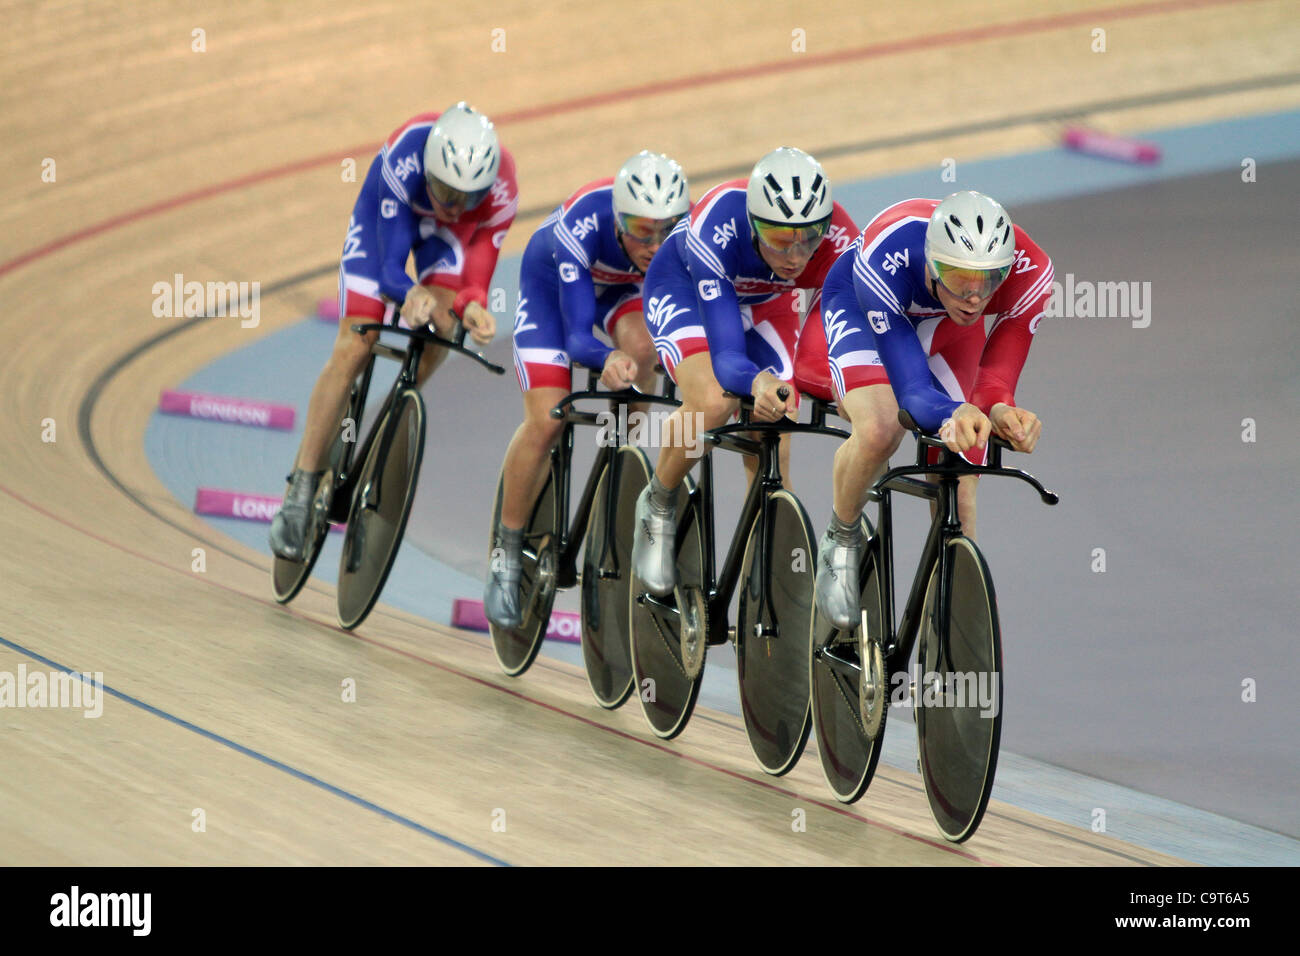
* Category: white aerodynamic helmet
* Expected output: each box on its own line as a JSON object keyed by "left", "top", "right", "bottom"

{"left": 924, "top": 191, "right": 1016, "bottom": 271}
{"left": 613, "top": 151, "right": 690, "bottom": 219}
{"left": 746, "top": 147, "right": 832, "bottom": 226}
{"left": 424, "top": 103, "right": 500, "bottom": 206}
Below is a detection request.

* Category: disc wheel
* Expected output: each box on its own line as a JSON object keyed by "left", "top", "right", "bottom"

{"left": 810, "top": 516, "right": 888, "bottom": 803}
{"left": 736, "top": 489, "right": 816, "bottom": 776}
{"left": 335, "top": 388, "right": 426, "bottom": 630}
{"left": 915, "top": 535, "right": 1003, "bottom": 843}
{"left": 629, "top": 475, "right": 705, "bottom": 740}
{"left": 580, "top": 445, "right": 649, "bottom": 708}
{"left": 488, "top": 458, "right": 560, "bottom": 677}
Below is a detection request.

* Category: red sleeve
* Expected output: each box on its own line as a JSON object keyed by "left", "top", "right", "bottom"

{"left": 970, "top": 228, "right": 1053, "bottom": 413}
{"left": 455, "top": 148, "right": 518, "bottom": 307}
{"left": 794, "top": 201, "right": 859, "bottom": 290}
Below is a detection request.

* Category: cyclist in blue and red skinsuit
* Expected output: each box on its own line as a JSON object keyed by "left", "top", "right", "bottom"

{"left": 813, "top": 191, "right": 1053, "bottom": 627}
{"left": 271, "top": 103, "right": 518, "bottom": 561}
{"left": 484, "top": 152, "right": 690, "bottom": 628}
{"left": 632, "top": 146, "right": 858, "bottom": 596}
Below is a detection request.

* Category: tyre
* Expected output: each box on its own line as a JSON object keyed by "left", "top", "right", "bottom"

{"left": 809, "top": 517, "right": 888, "bottom": 803}
{"left": 915, "top": 535, "right": 1003, "bottom": 843}
{"left": 488, "top": 457, "right": 560, "bottom": 676}
{"left": 735, "top": 489, "right": 815, "bottom": 776}
{"left": 628, "top": 472, "right": 705, "bottom": 740}
{"left": 335, "top": 387, "right": 426, "bottom": 630}
{"left": 580, "top": 445, "right": 649, "bottom": 708}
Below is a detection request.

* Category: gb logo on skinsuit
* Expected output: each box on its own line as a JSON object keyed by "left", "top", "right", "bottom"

{"left": 380, "top": 199, "right": 398, "bottom": 219}
{"left": 698, "top": 279, "right": 721, "bottom": 301}
{"left": 868, "top": 310, "right": 890, "bottom": 334}
{"left": 559, "top": 263, "right": 580, "bottom": 283}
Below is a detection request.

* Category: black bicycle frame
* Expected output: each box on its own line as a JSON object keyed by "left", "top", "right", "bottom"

{"left": 867, "top": 433, "right": 1058, "bottom": 673}
{"left": 547, "top": 367, "right": 681, "bottom": 591}
{"left": 645, "top": 394, "right": 851, "bottom": 646}
{"left": 338, "top": 319, "right": 505, "bottom": 518}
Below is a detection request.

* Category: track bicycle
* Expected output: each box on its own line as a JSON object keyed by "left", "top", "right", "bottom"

{"left": 271, "top": 315, "right": 504, "bottom": 629}
{"left": 626, "top": 388, "right": 847, "bottom": 776}
{"left": 487, "top": 365, "right": 680, "bottom": 708}
{"left": 809, "top": 409, "right": 1058, "bottom": 842}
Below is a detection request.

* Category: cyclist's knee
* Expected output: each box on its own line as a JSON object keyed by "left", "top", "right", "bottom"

{"left": 688, "top": 389, "right": 736, "bottom": 428}
{"left": 850, "top": 415, "right": 904, "bottom": 461}
{"left": 332, "top": 323, "right": 376, "bottom": 372}
{"left": 522, "top": 409, "right": 564, "bottom": 448}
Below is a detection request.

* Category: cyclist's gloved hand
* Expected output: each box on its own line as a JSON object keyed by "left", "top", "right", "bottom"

{"left": 990, "top": 403, "right": 1041, "bottom": 453}
{"left": 600, "top": 350, "right": 638, "bottom": 391}
{"left": 400, "top": 284, "right": 437, "bottom": 327}
{"left": 750, "top": 371, "right": 791, "bottom": 423}
{"left": 939, "top": 403, "right": 992, "bottom": 454}
{"left": 460, "top": 300, "right": 497, "bottom": 346}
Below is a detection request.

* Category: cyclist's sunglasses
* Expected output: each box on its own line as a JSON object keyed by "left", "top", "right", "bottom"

{"left": 426, "top": 173, "right": 492, "bottom": 211}
{"left": 751, "top": 217, "right": 829, "bottom": 258}
{"left": 616, "top": 212, "right": 683, "bottom": 246}
{"left": 931, "top": 260, "right": 1012, "bottom": 301}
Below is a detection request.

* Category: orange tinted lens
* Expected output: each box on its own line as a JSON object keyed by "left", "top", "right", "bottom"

{"left": 753, "top": 219, "right": 826, "bottom": 254}
{"left": 618, "top": 213, "right": 680, "bottom": 244}
{"left": 933, "top": 262, "right": 1010, "bottom": 299}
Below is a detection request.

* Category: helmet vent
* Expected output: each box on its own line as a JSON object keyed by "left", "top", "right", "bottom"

{"left": 943, "top": 223, "right": 956, "bottom": 244}
{"left": 976, "top": 215, "right": 984, "bottom": 233}
{"left": 790, "top": 175, "right": 802, "bottom": 200}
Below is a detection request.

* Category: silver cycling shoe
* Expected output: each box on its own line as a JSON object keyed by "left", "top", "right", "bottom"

{"left": 814, "top": 527, "right": 862, "bottom": 630}
{"left": 631, "top": 484, "right": 677, "bottom": 597}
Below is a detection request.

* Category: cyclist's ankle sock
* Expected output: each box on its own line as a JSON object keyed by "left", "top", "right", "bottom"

{"left": 829, "top": 511, "right": 864, "bottom": 547}
{"left": 287, "top": 468, "right": 324, "bottom": 501}
{"left": 648, "top": 474, "right": 675, "bottom": 514}
{"left": 498, "top": 524, "right": 524, "bottom": 560}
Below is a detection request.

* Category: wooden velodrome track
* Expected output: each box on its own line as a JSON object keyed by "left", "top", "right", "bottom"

{"left": 2, "top": 0, "right": 1297, "bottom": 865}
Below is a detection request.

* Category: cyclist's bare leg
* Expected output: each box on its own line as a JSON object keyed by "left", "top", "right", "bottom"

{"left": 653, "top": 352, "right": 738, "bottom": 490}
{"left": 499, "top": 386, "right": 568, "bottom": 530}
{"left": 831, "top": 384, "right": 906, "bottom": 524}
{"left": 293, "top": 320, "right": 380, "bottom": 472}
